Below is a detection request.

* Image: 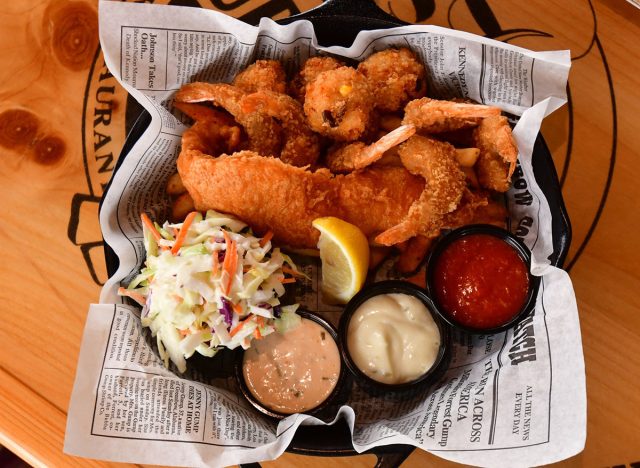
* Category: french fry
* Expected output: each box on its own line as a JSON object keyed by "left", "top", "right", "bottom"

{"left": 394, "top": 239, "right": 409, "bottom": 253}
{"left": 171, "top": 192, "right": 195, "bottom": 222}
{"left": 379, "top": 113, "right": 403, "bottom": 132}
{"left": 405, "top": 269, "right": 426, "bottom": 288}
{"left": 455, "top": 148, "right": 480, "bottom": 167}
{"left": 462, "top": 166, "right": 480, "bottom": 188}
{"left": 396, "top": 235, "right": 435, "bottom": 274}
{"left": 473, "top": 199, "right": 508, "bottom": 228}
{"left": 283, "top": 247, "right": 320, "bottom": 257}
{"left": 369, "top": 246, "right": 391, "bottom": 270}
{"left": 166, "top": 172, "right": 186, "bottom": 195}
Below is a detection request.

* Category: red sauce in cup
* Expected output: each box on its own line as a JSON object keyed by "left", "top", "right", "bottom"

{"left": 432, "top": 234, "right": 530, "bottom": 330}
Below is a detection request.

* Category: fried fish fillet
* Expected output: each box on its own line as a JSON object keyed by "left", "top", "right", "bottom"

{"left": 177, "top": 147, "right": 424, "bottom": 249}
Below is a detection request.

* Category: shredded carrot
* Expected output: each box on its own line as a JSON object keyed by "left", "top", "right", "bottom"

{"left": 259, "top": 230, "right": 274, "bottom": 247}
{"left": 118, "top": 287, "right": 146, "bottom": 306}
{"left": 279, "top": 277, "right": 296, "bottom": 284}
{"left": 179, "top": 329, "right": 191, "bottom": 336}
{"left": 227, "top": 242, "right": 238, "bottom": 294}
{"left": 229, "top": 323, "right": 242, "bottom": 337}
{"left": 229, "top": 314, "right": 253, "bottom": 337}
{"left": 232, "top": 302, "right": 243, "bottom": 314}
{"left": 222, "top": 230, "right": 238, "bottom": 295}
{"left": 281, "top": 266, "right": 304, "bottom": 277}
{"left": 405, "top": 270, "right": 426, "bottom": 288}
{"left": 253, "top": 317, "right": 265, "bottom": 339}
{"left": 171, "top": 211, "right": 198, "bottom": 255}
{"left": 140, "top": 213, "right": 162, "bottom": 242}
{"left": 172, "top": 294, "right": 183, "bottom": 303}
{"left": 222, "top": 230, "right": 232, "bottom": 272}
{"left": 141, "top": 213, "right": 169, "bottom": 251}
{"left": 212, "top": 250, "right": 219, "bottom": 276}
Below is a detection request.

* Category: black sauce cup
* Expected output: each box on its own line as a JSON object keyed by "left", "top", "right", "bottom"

{"left": 235, "top": 310, "right": 348, "bottom": 420}
{"left": 338, "top": 281, "right": 451, "bottom": 396}
{"left": 426, "top": 224, "right": 541, "bottom": 335}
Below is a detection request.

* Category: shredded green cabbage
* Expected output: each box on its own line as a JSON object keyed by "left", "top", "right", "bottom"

{"left": 120, "top": 210, "right": 300, "bottom": 373}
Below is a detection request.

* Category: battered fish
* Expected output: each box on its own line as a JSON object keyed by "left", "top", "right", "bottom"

{"left": 178, "top": 148, "right": 424, "bottom": 248}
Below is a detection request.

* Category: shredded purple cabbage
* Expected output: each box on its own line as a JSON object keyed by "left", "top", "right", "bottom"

{"left": 142, "top": 292, "right": 152, "bottom": 317}
{"left": 273, "top": 305, "right": 282, "bottom": 318}
{"left": 217, "top": 250, "right": 226, "bottom": 263}
{"left": 220, "top": 297, "right": 233, "bottom": 328}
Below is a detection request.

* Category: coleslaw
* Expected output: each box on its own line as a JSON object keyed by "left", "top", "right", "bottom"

{"left": 119, "top": 210, "right": 302, "bottom": 373}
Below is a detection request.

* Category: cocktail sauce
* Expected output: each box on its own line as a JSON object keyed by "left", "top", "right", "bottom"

{"left": 432, "top": 234, "right": 530, "bottom": 329}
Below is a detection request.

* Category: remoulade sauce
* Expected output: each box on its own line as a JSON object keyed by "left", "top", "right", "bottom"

{"left": 433, "top": 234, "right": 530, "bottom": 329}
{"left": 347, "top": 293, "right": 441, "bottom": 384}
{"left": 242, "top": 318, "right": 340, "bottom": 414}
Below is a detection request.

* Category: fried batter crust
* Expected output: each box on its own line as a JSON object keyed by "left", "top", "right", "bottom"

{"left": 178, "top": 146, "right": 424, "bottom": 248}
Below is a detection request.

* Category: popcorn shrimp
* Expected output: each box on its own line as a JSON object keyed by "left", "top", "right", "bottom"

{"left": 304, "top": 66, "right": 374, "bottom": 141}
{"left": 358, "top": 48, "right": 427, "bottom": 112}
{"left": 289, "top": 56, "right": 345, "bottom": 102}
{"left": 233, "top": 59, "right": 287, "bottom": 94}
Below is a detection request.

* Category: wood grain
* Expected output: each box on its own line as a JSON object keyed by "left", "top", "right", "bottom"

{"left": 0, "top": 370, "right": 123, "bottom": 468}
{"left": 0, "top": 0, "right": 638, "bottom": 467}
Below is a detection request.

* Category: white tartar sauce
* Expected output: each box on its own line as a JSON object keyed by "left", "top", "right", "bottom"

{"left": 347, "top": 293, "right": 441, "bottom": 384}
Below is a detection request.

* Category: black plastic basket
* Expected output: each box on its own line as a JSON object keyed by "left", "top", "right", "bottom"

{"left": 102, "top": 1, "right": 571, "bottom": 465}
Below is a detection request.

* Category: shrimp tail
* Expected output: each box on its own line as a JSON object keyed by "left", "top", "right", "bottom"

{"left": 326, "top": 124, "right": 416, "bottom": 173}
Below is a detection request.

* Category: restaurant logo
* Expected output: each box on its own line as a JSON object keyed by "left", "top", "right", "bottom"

{"left": 68, "top": 47, "right": 128, "bottom": 286}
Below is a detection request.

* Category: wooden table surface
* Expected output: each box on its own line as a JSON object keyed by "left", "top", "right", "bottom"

{"left": 1, "top": 0, "right": 639, "bottom": 467}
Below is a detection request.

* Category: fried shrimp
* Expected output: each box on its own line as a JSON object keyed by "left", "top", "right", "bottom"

{"left": 172, "top": 50, "right": 521, "bottom": 251}
{"left": 175, "top": 82, "right": 244, "bottom": 119}
{"left": 439, "top": 189, "right": 508, "bottom": 230}
{"left": 289, "top": 56, "right": 345, "bottom": 102}
{"left": 233, "top": 59, "right": 287, "bottom": 94}
{"left": 304, "top": 66, "right": 374, "bottom": 141}
{"left": 175, "top": 82, "right": 283, "bottom": 158}
{"left": 174, "top": 102, "right": 243, "bottom": 155}
{"left": 240, "top": 91, "right": 320, "bottom": 167}
{"left": 440, "top": 189, "right": 490, "bottom": 229}
{"left": 375, "top": 135, "right": 466, "bottom": 245}
{"left": 325, "top": 124, "right": 416, "bottom": 173}
{"left": 402, "top": 97, "right": 502, "bottom": 133}
{"left": 358, "top": 48, "right": 427, "bottom": 112}
{"left": 174, "top": 101, "right": 234, "bottom": 125}
{"left": 474, "top": 115, "right": 518, "bottom": 192}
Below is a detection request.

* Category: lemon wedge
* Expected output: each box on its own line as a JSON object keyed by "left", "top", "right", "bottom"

{"left": 312, "top": 217, "right": 370, "bottom": 304}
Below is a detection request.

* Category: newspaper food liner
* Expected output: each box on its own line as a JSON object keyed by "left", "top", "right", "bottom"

{"left": 65, "top": 2, "right": 585, "bottom": 467}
